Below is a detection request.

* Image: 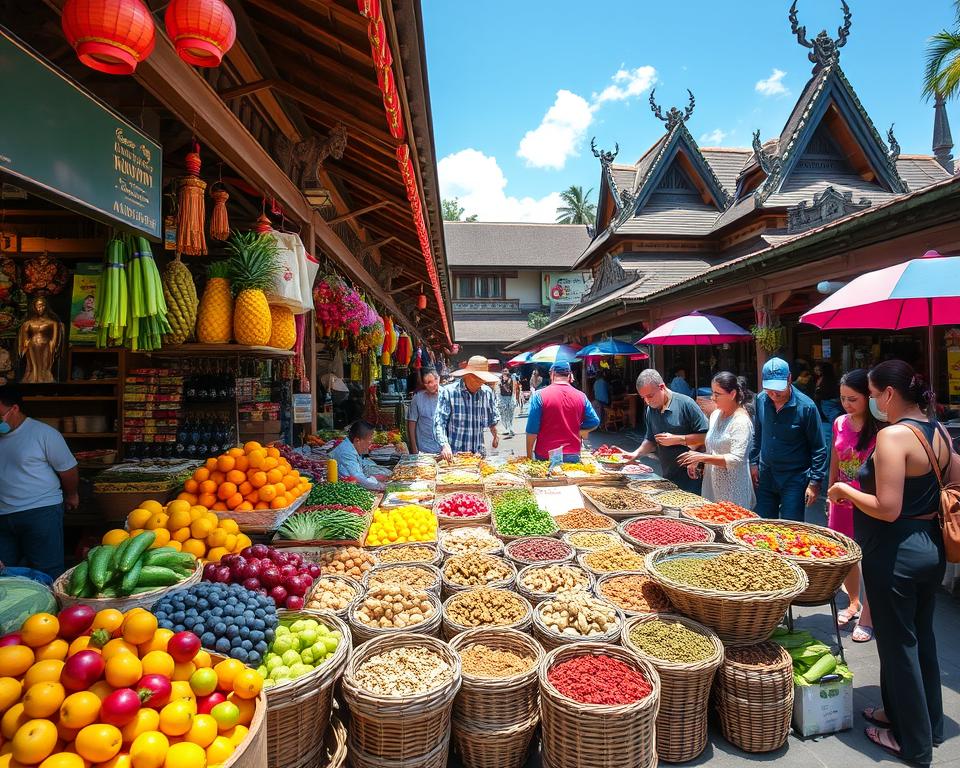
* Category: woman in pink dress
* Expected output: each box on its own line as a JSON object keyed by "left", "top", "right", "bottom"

{"left": 829, "top": 368, "right": 880, "bottom": 641}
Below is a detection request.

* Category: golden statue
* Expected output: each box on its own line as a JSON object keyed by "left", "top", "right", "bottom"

{"left": 18, "top": 296, "right": 62, "bottom": 383}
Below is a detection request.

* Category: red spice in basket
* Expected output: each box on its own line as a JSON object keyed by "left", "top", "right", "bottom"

{"left": 624, "top": 518, "right": 709, "bottom": 546}
{"left": 436, "top": 492, "right": 488, "bottom": 518}
{"left": 548, "top": 655, "right": 652, "bottom": 705}
{"left": 686, "top": 501, "right": 758, "bottom": 524}
{"left": 508, "top": 538, "right": 571, "bottom": 561}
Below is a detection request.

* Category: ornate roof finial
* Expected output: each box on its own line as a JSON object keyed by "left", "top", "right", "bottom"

{"left": 752, "top": 130, "right": 782, "bottom": 177}
{"left": 590, "top": 137, "right": 619, "bottom": 166}
{"left": 789, "top": 0, "right": 851, "bottom": 72}
{"left": 887, "top": 124, "right": 901, "bottom": 164}
{"left": 933, "top": 93, "right": 955, "bottom": 173}
{"left": 648, "top": 89, "right": 695, "bottom": 131}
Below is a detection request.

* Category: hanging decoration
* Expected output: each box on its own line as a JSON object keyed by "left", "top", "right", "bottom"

{"left": 413, "top": 347, "right": 422, "bottom": 369}
{"left": 417, "top": 291, "right": 427, "bottom": 310}
{"left": 164, "top": 0, "right": 236, "bottom": 67}
{"left": 22, "top": 254, "right": 68, "bottom": 296}
{"left": 253, "top": 213, "right": 272, "bottom": 234}
{"left": 293, "top": 313, "right": 309, "bottom": 391}
{"left": 61, "top": 0, "right": 155, "bottom": 75}
{"left": 395, "top": 333, "right": 412, "bottom": 367}
{"left": 176, "top": 143, "right": 207, "bottom": 255}
{"left": 208, "top": 185, "right": 230, "bottom": 241}
{"left": 312, "top": 275, "right": 367, "bottom": 337}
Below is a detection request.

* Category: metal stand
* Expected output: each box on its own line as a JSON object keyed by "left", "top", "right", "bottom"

{"left": 785, "top": 594, "right": 845, "bottom": 663}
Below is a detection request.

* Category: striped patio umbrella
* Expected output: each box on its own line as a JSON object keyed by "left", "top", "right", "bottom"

{"left": 528, "top": 344, "right": 582, "bottom": 365}
{"left": 506, "top": 351, "right": 534, "bottom": 367}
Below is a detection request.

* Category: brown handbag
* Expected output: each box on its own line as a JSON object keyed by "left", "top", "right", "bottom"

{"left": 903, "top": 422, "right": 960, "bottom": 563}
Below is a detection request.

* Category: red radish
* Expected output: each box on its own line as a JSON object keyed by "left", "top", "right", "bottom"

{"left": 62, "top": 650, "right": 106, "bottom": 691}
{"left": 101, "top": 687, "right": 141, "bottom": 726}
{"left": 137, "top": 674, "right": 172, "bottom": 710}
{"left": 57, "top": 605, "right": 96, "bottom": 640}
{"left": 197, "top": 691, "right": 227, "bottom": 714}
{"left": 0, "top": 633, "right": 22, "bottom": 647}
{"left": 167, "top": 631, "right": 201, "bottom": 663}
{"left": 285, "top": 595, "right": 304, "bottom": 610}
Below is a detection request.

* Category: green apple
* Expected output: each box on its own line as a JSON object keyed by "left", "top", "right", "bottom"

{"left": 211, "top": 701, "right": 240, "bottom": 731}
{"left": 270, "top": 665, "right": 291, "bottom": 680}
{"left": 299, "top": 629, "right": 318, "bottom": 647}
{"left": 265, "top": 655, "right": 283, "bottom": 671}
{"left": 275, "top": 625, "right": 290, "bottom": 636}
{"left": 272, "top": 636, "right": 294, "bottom": 655}
{"left": 289, "top": 620, "right": 306, "bottom": 633}
{"left": 300, "top": 647, "right": 316, "bottom": 665}
{"left": 189, "top": 667, "right": 219, "bottom": 697}
{"left": 322, "top": 635, "right": 340, "bottom": 654}
{"left": 289, "top": 663, "right": 313, "bottom": 678}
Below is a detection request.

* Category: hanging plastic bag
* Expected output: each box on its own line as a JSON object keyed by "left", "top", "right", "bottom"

{"left": 265, "top": 231, "right": 304, "bottom": 312}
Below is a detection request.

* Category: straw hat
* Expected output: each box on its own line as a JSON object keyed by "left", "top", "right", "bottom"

{"left": 452, "top": 355, "right": 499, "bottom": 384}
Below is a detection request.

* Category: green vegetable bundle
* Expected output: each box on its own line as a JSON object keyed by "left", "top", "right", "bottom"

{"left": 277, "top": 506, "right": 369, "bottom": 542}
{"left": 65, "top": 532, "right": 197, "bottom": 598}
{"left": 771, "top": 627, "right": 853, "bottom": 685}
{"left": 95, "top": 236, "right": 128, "bottom": 346}
{"left": 306, "top": 482, "right": 375, "bottom": 511}
{"left": 492, "top": 489, "right": 557, "bottom": 536}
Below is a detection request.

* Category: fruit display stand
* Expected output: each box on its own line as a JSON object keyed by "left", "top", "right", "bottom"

{"left": 53, "top": 560, "right": 204, "bottom": 613}
{"left": 213, "top": 492, "right": 309, "bottom": 535}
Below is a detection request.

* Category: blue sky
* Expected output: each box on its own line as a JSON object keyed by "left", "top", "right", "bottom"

{"left": 422, "top": 0, "right": 958, "bottom": 222}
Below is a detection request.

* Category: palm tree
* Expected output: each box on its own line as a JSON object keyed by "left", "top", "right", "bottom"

{"left": 923, "top": 1, "right": 960, "bottom": 101}
{"left": 555, "top": 185, "right": 596, "bottom": 225}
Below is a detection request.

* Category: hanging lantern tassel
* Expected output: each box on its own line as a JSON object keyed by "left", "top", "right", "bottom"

{"left": 396, "top": 333, "right": 412, "bottom": 367}
{"left": 177, "top": 144, "right": 207, "bottom": 255}
{"left": 209, "top": 187, "right": 230, "bottom": 241}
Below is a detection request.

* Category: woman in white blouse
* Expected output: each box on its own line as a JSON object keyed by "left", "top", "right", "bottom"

{"left": 677, "top": 372, "right": 755, "bottom": 509}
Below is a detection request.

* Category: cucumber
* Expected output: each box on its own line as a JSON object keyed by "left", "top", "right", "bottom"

{"left": 801, "top": 652, "right": 838, "bottom": 683}
{"left": 111, "top": 535, "right": 135, "bottom": 570}
{"left": 144, "top": 549, "right": 193, "bottom": 569}
{"left": 136, "top": 565, "right": 183, "bottom": 588}
{"left": 120, "top": 557, "right": 144, "bottom": 595}
{"left": 120, "top": 531, "right": 156, "bottom": 572}
{"left": 98, "top": 586, "right": 119, "bottom": 598}
{"left": 89, "top": 545, "right": 116, "bottom": 590}
{"left": 67, "top": 561, "right": 89, "bottom": 597}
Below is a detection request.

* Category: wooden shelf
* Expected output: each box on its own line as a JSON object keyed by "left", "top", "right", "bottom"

{"left": 24, "top": 395, "right": 117, "bottom": 402}
{"left": 67, "top": 380, "right": 119, "bottom": 386}
{"left": 62, "top": 432, "right": 118, "bottom": 438}
{"left": 146, "top": 343, "right": 295, "bottom": 358}
{"left": 69, "top": 347, "right": 121, "bottom": 354}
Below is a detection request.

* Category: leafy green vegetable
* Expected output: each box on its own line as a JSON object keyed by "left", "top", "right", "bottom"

{"left": 492, "top": 489, "right": 557, "bottom": 536}
{"left": 306, "top": 482, "right": 375, "bottom": 511}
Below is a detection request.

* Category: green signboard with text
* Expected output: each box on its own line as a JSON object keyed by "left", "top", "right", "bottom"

{"left": 0, "top": 29, "right": 161, "bottom": 238}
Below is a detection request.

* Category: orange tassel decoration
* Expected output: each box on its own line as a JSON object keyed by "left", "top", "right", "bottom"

{"left": 209, "top": 186, "right": 230, "bottom": 241}
{"left": 177, "top": 142, "right": 207, "bottom": 255}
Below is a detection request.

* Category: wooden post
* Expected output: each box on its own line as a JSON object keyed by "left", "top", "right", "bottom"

{"left": 304, "top": 222, "right": 317, "bottom": 439}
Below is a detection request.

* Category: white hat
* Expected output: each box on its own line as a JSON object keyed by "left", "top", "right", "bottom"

{"left": 451, "top": 355, "right": 499, "bottom": 384}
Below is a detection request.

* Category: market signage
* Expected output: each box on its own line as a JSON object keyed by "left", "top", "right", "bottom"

{"left": 0, "top": 29, "right": 162, "bottom": 238}
{"left": 542, "top": 272, "right": 592, "bottom": 307}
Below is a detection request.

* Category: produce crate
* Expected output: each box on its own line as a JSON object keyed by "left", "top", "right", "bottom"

{"left": 213, "top": 492, "right": 309, "bottom": 535}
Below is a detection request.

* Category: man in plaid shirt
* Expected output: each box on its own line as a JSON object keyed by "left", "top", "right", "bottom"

{"left": 434, "top": 356, "right": 501, "bottom": 458}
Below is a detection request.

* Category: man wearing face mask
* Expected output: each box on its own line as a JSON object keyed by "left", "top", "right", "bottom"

{"left": 0, "top": 385, "right": 78, "bottom": 577}
{"left": 749, "top": 358, "right": 827, "bottom": 521}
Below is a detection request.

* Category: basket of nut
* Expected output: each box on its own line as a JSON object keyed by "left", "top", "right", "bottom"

{"left": 305, "top": 575, "right": 362, "bottom": 618}
{"left": 577, "top": 545, "right": 648, "bottom": 576}
{"left": 442, "top": 587, "right": 534, "bottom": 640}
{"left": 348, "top": 585, "right": 443, "bottom": 645}
{"left": 562, "top": 530, "right": 622, "bottom": 554}
{"left": 376, "top": 542, "right": 443, "bottom": 567}
{"left": 504, "top": 537, "right": 575, "bottom": 568}
{"left": 365, "top": 563, "right": 442, "bottom": 598}
{"left": 593, "top": 571, "right": 673, "bottom": 617}
{"left": 312, "top": 545, "right": 378, "bottom": 582}
{"left": 579, "top": 486, "right": 663, "bottom": 519}
{"left": 553, "top": 507, "right": 617, "bottom": 532}
{"left": 515, "top": 563, "right": 594, "bottom": 606}
{"left": 441, "top": 553, "right": 517, "bottom": 598}
{"left": 439, "top": 525, "right": 504, "bottom": 558}
{"left": 533, "top": 593, "right": 624, "bottom": 651}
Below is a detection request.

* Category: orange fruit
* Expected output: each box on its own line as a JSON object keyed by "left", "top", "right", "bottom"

{"left": 145, "top": 513, "right": 168, "bottom": 531}
{"left": 171, "top": 527, "right": 192, "bottom": 543}
{"left": 266, "top": 447, "right": 279, "bottom": 459}
{"left": 102, "top": 529, "right": 130, "bottom": 547}
{"left": 198, "top": 480, "right": 217, "bottom": 496}
{"left": 22, "top": 681, "right": 64, "bottom": 718}
{"left": 67, "top": 636, "right": 93, "bottom": 657}
{"left": 1, "top": 702, "right": 28, "bottom": 740}
{"left": 258, "top": 485, "right": 276, "bottom": 503}
{"left": 11, "top": 717, "right": 58, "bottom": 764}
{"left": 224, "top": 534, "right": 238, "bottom": 551}
{"left": 246, "top": 450, "right": 265, "bottom": 469}
{"left": 248, "top": 471, "right": 267, "bottom": 489}
{"left": 237, "top": 502, "right": 253, "bottom": 512}
{"left": 209, "top": 471, "right": 225, "bottom": 486}
{"left": 211, "top": 502, "right": 228, "bottom": 511}
{"left": 229, "top": 669, "right": 262, "bottom": 700}
{"left": 193, "top": 467, "right": 210, "bottom": 483}
{"left": 212, "top": 660, "right": 244, "bottom": 690}
{"left": 57, "top": 718, "right": 80, "bottom": 743}
{"left": 98, "top": 637, "right": 135, "bottom": 659}
{"left": 197, "top": 494, "right": 217, "bottom": 509}
{"left": 219, "top": 519, "right": 239, "bottom": 534}
{"left": 181, "top": 539, "right": 206, "bottom": 559}
{"left": 121, "top": 610, "right": 158, "bottom": 646}
{"left": 164, "top": 741, "right": 206, "bottom": 768}
{"left": 215, "top": 483, "right": 236, "bottom": 502}
{"left": 205, "top": 735, "right": 234, "bottom": 764}
{"left": 215, "top": 455, "right": 235, "bottom": 473}
{"left": 206, "top": 529, "right": 227, "bottom": 547}
{"left": 105, "top": 652, "right": 143, "bottom": 688}
{"left": 158, "top": 701, "right": 194, "bottom": 736}
{"left": 281, "top": 475, "right": 297, "bottom": 491}
{"left": 204, "top": 458, "right": 218, "bottom": 472}
{"left": 0, "top": 677, "right": 22, "bottom": 713}
{"left": 120, "top": 707, "right": 160, "bottom": 743}
{"left": 185, "top": 714, "right": 217, "bottom": 749}
{"left": 243, "top": 492, "right": 259, "bottom": 504}
{"left": 225, "top": 494, "right": 243, "bottom": 511}
{"left": 141, "top": 651, "right": 175, "bottom": 678}
{"left": 140, "top": 500, "right": 164, "bottom": 514}
{"left": 237, "top": 481, "right": 253, "bottom": 497}
{"left": 20, "top": 615, "right": 59, "bottom": 649}
{"left": 93, "top": 608, "right": 124, "bottom": 636}
{"left": 270, "top": 498, "right": 286, "bottom": 510}
{"left": 205, "top": 547, "right": 227, "bottom": 563}
{"left": 168, "top": 541, "right": 183, "bottom": 552}
{"left": 75, "top": 723, "right": 123, "bottom": 763}
{"left": 183, "top": 479, "right": 199, "bottom": 495}
{"left": 23, "top": 660, "right": 64, "bottom": 689}
{"left": 89, "top": 680, "right": 114, "bottom": 702}
{"left": 129, "top": 730, "right": 169, "bottom": 768}
{"left": 227, "top": 448, "right": 244, "bottom": 458}
{"left": 225, "top": 694, "right": 255, "bottom": 727}
{"left": 171, "top": 662, "right": 195, "bottom": 682}
{"left": 232, "top": 456, "right": 249, "bottom": 473}
{"left": 235, "top": 534, "right": 252, "bottom": 550}
{"left": 59, "top": 691, "right": 101, "bottom": 729}
{"left": 151, "top": 529, "right": 172, "bottom": 547}
{"left": 40, "top": 751, "right": 87, "bottom": 768}
{"left": 225, "top": 470, "right": 245, "bottom": 486}
{"left": 262, "top": 457, "right": 278, "bottom": 472}
{"left": 192, "top": 651, "right": 212, "bottom": 670}
{"left": 176, "top": 493, "right": 198, "bottom": 504}
{"left": 265, "top": 468, "right": 282, "bottom": 486}
{"left": 190, "top": 518, "right": 214, "bottom": 539}
{"left": 127, "top": 508, "right": 152, "bottom": 530}
{"left": 242, "top": 441, "right": 262, "bottom": 453}
{"left": 0, "top": 646, "right": 34, "bottom": 678}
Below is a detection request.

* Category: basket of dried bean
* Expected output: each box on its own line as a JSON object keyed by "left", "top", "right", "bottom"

{"left": 680, "top": 500, "right": 758, "bottom": 540}
{"left": 441, "top": 587, "right": 533, "bottom": 639}
{"left": 504, "top": 536, "right": 575, "bottom": 568}
{"left": 579, "top": 485, "right": 663, "bottom": 519}
{"left": 448, "top": 628, "right": 544, "bottom": 768}
{"left": 364, "top": 563, "right": 442, "bottom": 597}
{"left": 533, "top": 593, "right": 624, "bottom": 651}
{"left": 312, "top": 545, "right": 379, "bottom": 581}
{"left": 627, "top": 479, "right": 678, "bottom": 494}
{"left": 618, "top": 515, "right": 714, "bottom": 554}
{"left": 305, "top": 575, "right": 361, "bottom": 619}
{"left": 562, "top": 530, "right": 621, "bottom": 553}
{"left": 653, "top": 488, "right": 710, "bottom": 511}
{"left": 577, "top": 545, "right": 648, "bottom": 575}
{"left": 441, "top": 553, "right": 517, "bottom": 598}
{"left": 348, "top": 585, "right": 443, "bottom": 645}
{"left": 439, "top": 525, "right": 504, "bottom": 558}
{"left": 376, "top": 542, "right": 443, "bottom": 567}
{"left": 539, "top": 642, "right": 661, "bottom": 768}
{"left": 621, "top": 613, "right": 723, "bottom": 762}
{"left": 516, "top": 563, "right": 594, "bottom": 605}
{"left": 433, "top": 491, "right": 492, "bottom": 529}
{"left": 492, "top": 489, "right": 559, "bottom": 541}
{"left": 553, "top": 507, "right": 617, "bottom": 531}
{"left": 593, "top": 572, "right": 673, "bottom": 616}
{"left": 724, "top": 519, "right": 862, "bottom": 604}
{"left": 644, "top": 544, "right": 808, "bottom": 645}
{"left": 713, "top": 642, "right": 794, "bottom": 753}
{"left": 341, "top": 633, "right": 461, "bottom": 768}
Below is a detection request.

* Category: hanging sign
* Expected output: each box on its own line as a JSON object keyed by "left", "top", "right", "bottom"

{"left": 293, "top": 394, "right": 313, "bottom": 424}
{"left": 542, "top": 272, "right": 592, "bottom": 307}
{"left": 0, "top": 29, "right": 162, "bottom": 238}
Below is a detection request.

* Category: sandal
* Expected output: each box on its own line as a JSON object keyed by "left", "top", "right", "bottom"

{"left": 837, "top": 607, "right": 861, "bottom": 627}
{"left": 863, "top": 706, "right": 890, "bottom": 726}
{"left": 865, "top": 727, "right": 929, "bottom": 767}
{"left": 852, "top": 624, "right": 874, "bottom": 643}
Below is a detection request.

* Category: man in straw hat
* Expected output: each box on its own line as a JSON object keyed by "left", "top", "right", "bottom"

{"left": 434, "top": 355, "right": 500, "bottom": 459}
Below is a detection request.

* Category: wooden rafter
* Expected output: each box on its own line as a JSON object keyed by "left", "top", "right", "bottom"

{"left": 326, "top": 201, "right": 391, "bottom": 225}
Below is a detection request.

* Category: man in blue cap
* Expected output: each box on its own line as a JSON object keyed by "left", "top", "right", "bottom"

{"left": 749, "top": 357, "right": 827, "bottom": 521}
{"left": 525, "top": 361, "right": 600, "bottom": 461}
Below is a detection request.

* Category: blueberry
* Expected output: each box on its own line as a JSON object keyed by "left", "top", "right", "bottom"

{"left": 154, "top": 611, "right": 168, "bottom": 622}
{"left": 241, "top": 639, "right": 253, "bottom": 651}
{"left": 174, "top": 624, "right": 185, "bottom": 633}
{"left": 254, "top": 608, "right": 265, "bottom": 619}
{"left": 225, "top": 625, "right": 239, "bottom": 639}
{"left": 201, "top": 632, "right": 216, "bottom": 647}
{"left": 230, "top": 648, "right": 248, "bottom": 663}
{"left": 239, "top": 626, "right": 250, "bottom": 640}
{"left": 249, "top": 630, "right": 263, "bottom": 644}
{"left": 252, "top": 619, "right": 265, "bottom": 632}
{"left": 264, "top": 628, "right": 275, "bottom": 643}
{"left": 214, "top": 622, "right": 227, "bottom": 635}
{"left": 171, "top": 611, "right": 185, "bottom": 625}
{"left": 197, "top": 599, "right": 209, "bottom": 611}
{"left": 215, "top": 637, "right": 231, "bottom": 653}
{"left": 255, "top": 640, "right": 268, "bottom": 655}
{"left": 192, "top": 623, "right": 205, "bottom": 636}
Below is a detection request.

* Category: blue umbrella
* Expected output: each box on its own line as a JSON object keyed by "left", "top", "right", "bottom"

{"left": 576, "top": 339, "right": 648, "bottom": 358}
{"left": 528, "top": 344, "right": 581, "bottom": 364}
{"left": 506, "top": 351, "right": 534, "bottom": 367}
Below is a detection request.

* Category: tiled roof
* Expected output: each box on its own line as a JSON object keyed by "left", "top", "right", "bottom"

{"left": 700, "top": 148, "right": 753, "bottom": 194}
{"left": 616, "top": 200, "right": 720, "bottom": 236}
{"left": 444, "top": 222, "right": 591, "bottom": 268}
{"left": 896, "top": 156, "right": 953, "bottom": 190}
{"left": 454, "top": 318, "right": 536, "bottom": 343}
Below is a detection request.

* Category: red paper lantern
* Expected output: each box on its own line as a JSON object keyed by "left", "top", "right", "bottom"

{"left": 165, "top": 0, "right": 236, "bottom": 67}
{"left": 61, "top": 0, "right": 156, "bottom": 75}
{"left": 417, "top": 293, "right": 427, "bottom": 310}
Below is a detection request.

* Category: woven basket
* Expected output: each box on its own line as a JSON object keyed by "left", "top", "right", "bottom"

{"left": 644, "top": 544, "right": 809, "bottom": 645}
{"left": 440, "top": 554, "right": 517, "bottom": 599}
{"left": 341, "top": 633, "right": 461, "bottom": 765}
{"left": 533, "top": 596, "right": 624, "bottom": 651}
{"left": 714, "top": 688, "right": 793, "bottom": 753}
{"left": 492, "top": 516, "right": 560, "bottom": 544}
{"left": 539, "top": 643, "right": 660, "bottom": 768}
{"left": 617, "top": 516, "right": 715, "bottom": 555}
{"left": 348, "top": 590, "right": 443, "bottom": 645}
{"left": 678, "top": 507, "right": 757, "bottom": 542}
{"left": 620, "top": 613, "right": 723, "bottom": 763}
{"left": 318, "top": 714, "right": 347, "bottom": 768}
{"left": 515, "top": 563, "right": 594, "bottom": 606}
{"left": 561, "top": 530, "right": 622, "bottom": 553}
{"left": 453, "top": 714, "right": 539, "bottom": 768}
{"left": 209, "top": 652, "right": 267, "bottom": 768}
{"left": 213, "top": 492, "right": 308, "bottom": 534}
{"left": 348, "top": 734, "right": 449, "bottom": 768}
{"left": 714, "top": 641, "right": 794, "bottom": 705}
{"left": 503, "top": 537, "right": 575, "bottom": 568}
{"left": 264, "top": 610, "right": 350, "bottom": 768}
{"left": 54, "top": 560, "right": 203, "bottom": 613}
{"left": 576, "top": 548, "right": 648, "bottom": 576}
{"left": 438, "top": 526, "right": 504, "bottom": 559}
{"left": 434, "top": 491, "right": 492, "bottom": 529}
{"left": 307, "top": 546, "right": 379, "bottom": 582}
{"left": 724, "top": 519, "right": 862, "bottom": 604}
{"left": 364, "top": 563, "right": 442, "bottom": 597}
{"left": 593, "top": 571, "right": 674, "bottom": 617}
{"left": 441, "top": 588, "right": 533, "bottom": 640}
{"left": 374, "top": 541, "right": 443, "bottom": 567}
{"left": 304, "top": 575, "right": 362, "bottom": 619}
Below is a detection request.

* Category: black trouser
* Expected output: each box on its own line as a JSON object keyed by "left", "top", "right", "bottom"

{"left": 860, "top": 519, "right": 945, "bottom": 766}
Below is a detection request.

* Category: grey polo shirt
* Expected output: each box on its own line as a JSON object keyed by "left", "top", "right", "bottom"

{"left": 644, "top": 391, "right": 709, "bottom": 482}
{"left": 407, "top": 390, "right": 441, "bottom": 454}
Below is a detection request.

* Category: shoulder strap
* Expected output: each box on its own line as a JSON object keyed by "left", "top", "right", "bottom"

{"left": 902, "top": 423, "right": 945, "bottom": 487}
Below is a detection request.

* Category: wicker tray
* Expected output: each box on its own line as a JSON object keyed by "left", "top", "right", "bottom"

{"left": 364, "top": 563, "right": 442, "bottom": 597}
{"left": 620, "top": 613, "right": 723, "bottom": 763}
{"left": 627, "top": 479, "right": 678, "bottom": 494}
{"left": 214, "top": 492, "right": 308, "bottom": 534}
{"left": 216, "top": 653, "right": 268, "bottom": 768}
{"left": 724, "top": 519, "right": 862, "bottom": 604}
{"left": 643, "top": 544, "right": 808, "bottom": 645}
{"left": 617, "top": 515, "right": 715, "bottom": 555}
{"left": 441, "top": 588, "right": 533, "bottom": 640}
{"left": 576, "top": 547, "right": 648, "bottom": 576}
{"left": 348, "top": 590, "right": 443, "bottom": 645}
{"left": 539, "top": 642, "right": 660, "bottom": 768}
{"left": 491, "top": 510, "right": 560, "bottom": 544}
{"left": 515, "top": 563, "right": 594, "bottom": 606}
{"left": 374, "top": 541, "right": 443, "bottom": 567}
{"left": 561, "top": 530, "right": 622, "bottom": 553}
{"left": 304, "top": 575, "right": 362, "bottom": 619}
{"left": 679, "top": 505, "right": 758, "bottom": 542}
{"left": 54, "top": 560, "right": 203, "bottom": 613}
{"left": 440, "top": 554, "right": 517, "bottom": 599}
{"left": 438, "top": 526, "right": 504, "bottom": 559}
{"left": 270, "top": 510, "right": 371, "bottom": 549}
{"left": 433, "top": 491, "right": 492, "bottom": 529}
{"left": 533, "top": 595, "right": 624, "bottom": 651}
{"left": 503, "top": 537, "right": 575, "bottom": 569}
{"left": 593, "top": 571, "right": 674, "bottom": 617}
{"left": 580, "top": 485, "right": 663, "bottom": 520}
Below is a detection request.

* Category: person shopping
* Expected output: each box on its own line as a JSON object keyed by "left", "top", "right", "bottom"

{"left": 434, "top": 356, "right": 500, "bottom": 458}
{"left": 497, "top": 368, "right": 520, "bottom": 437}
{"left": 828, "top": 361, "right": 951, "bottom": 766}
{"left": 406, "top": 368, "right": 442, "bottom": 454}
{"left": 525, "top": 362, "right": 600, "bottom": 461}
{"left": 827, "top": 369, "right": 878, "bottom": 642}
{"left": 329, "top": 420, "right": 389, "bottom": 491}
{"left": 677, "top": 372, "right": 755, "bottom": 509}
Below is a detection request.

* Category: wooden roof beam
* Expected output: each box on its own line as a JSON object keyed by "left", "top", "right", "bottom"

{"left": 326, "top": 201, "right": 391, "bottom": 225}
{"left": 218, "top": 78, "right": 275, "bottom": 101}
{"left": 272, "top": 81, "right": 394, "bottom": 148}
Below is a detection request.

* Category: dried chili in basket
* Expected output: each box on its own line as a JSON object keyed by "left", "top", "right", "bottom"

{"left": 547, "top": 655, "right": 651, "bottom": 705}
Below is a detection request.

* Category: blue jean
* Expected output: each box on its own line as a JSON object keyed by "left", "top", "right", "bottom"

{"left": 755, "top": 467, "right": 808, "bottom": 522}
{"left": 0, "top": 503, "right": 65, "bottom": 578}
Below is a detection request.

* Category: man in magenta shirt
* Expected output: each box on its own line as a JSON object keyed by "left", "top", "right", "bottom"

{"left": 525, "top": 362, "right": 600, "bottom": 461}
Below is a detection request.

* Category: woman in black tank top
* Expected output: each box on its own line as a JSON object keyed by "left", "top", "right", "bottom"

{"left": 828, "top": 362, "right": 949, "bottom": 766}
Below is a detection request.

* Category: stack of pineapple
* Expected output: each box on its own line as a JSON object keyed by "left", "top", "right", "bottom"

{"left": 195, "top": 231, "right": 296, "bottom": 349}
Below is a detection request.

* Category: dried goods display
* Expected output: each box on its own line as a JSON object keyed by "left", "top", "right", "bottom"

{"left": 436, "top": 469, "right": 482, "bottom": 486}
{"left": 392, "top": 463, "right": 437, "bottom": 481}
{"left": 445, "top": 589, "right": 529, "bottom": 628}
{"left": 316, "top": 546, "right": 378, "bottom": 580}
{"left": 554, "top": 508, "right": 616, "bottom": 530}
{"left": 622, "top": 517, "right": 711, "bottom": 547}
{"left": 353, "top": 646, "right": 453, "bottom": 696}
{"left": 352, "top": 585, "right": 436, "bottom": 629}
{"left": 458, "top": 643, "right": 536, "bottom": 678}
{"left": 366, "top": 504, "right": 437, "bottom": 546}
{"left": 597, "top": 574, "right": 673, "bottom": 614}
{"left": 493, "top": 489, "right": 557, "bottom": 537}
{"left": 628, "top": 479, "right": 679, "bottom": 493}
{"left": 306, "top": 577, "right": 360, "bottom": 613}
{"left": 367, "top": 565, "right": 439, "bottom": 592}
{"left": 518, "top": 565, "right": 591, "bottom": 596}
{"left": 435, "top": 492, "right": 490, "bottom": 519}
{"left": 511, "top": 459, "right": 550, "bottom": 479}
{"left": 537, "top": 594, "right": 620, "bottom": 638}
{"left": 683, "top": 501, "right": 758, "bottom": 524}
{"left": 506, "top": 538, "right": 573, "bottom": 563}
{"left": 564, "top": 531, "right": 620, "bottom": 551}
{"left": 655, "top": 490, "right": 710, "bottom": 509}
{"left": 627, "top": 619, "right": 717, "bottom": 663}
{"left": 439, "top": 526, "right": 503, "bottom": 556}
{"left": 654, "top": 551, "right": 801, "bottom": 592}
{"left": 547, "top": 654, "right": 652, "bottom": 705}
{"left": 556, "top": 461, "right": 600, "bottom": 478}
{"left": 443, "top": 554, "right": 514, "bottom": 588}
{"left": 582, "top": 486, "right": 662, "bottom": 513}
{"left": 376, "top": 544, "right": 439, "bottom": 564}
{"left": 381, "top": 488, "right": 436, "bottom": 508}
{"left": 731, "top": 522, "right": 850, "bottom": 559}
{"left": 438, "top": 452, "right": 483, "bottom": 468}
{"left": 581, "top": 546, "right": 647, "bottom": 573}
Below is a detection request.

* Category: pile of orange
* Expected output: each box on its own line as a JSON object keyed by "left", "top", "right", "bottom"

{"left": 178, "top": 442, "right": 312, "bottom": 514}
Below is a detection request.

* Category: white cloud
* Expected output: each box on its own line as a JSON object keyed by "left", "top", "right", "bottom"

{"left": 516, "top": 90, "right": 594, "bottom": 171}
{"left": 592, "top": 66, "right": 657, "bottom": 105}
{"left": 438, "top": 148, "right": 564, "bottom": 223}
{"left": 699, "top": 128, "right": 728, "bottom": 145}
{"left": 755, "top": 68, "right": 789, "bottom": 97}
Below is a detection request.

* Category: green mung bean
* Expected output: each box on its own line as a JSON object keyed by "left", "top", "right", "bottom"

{"left": 628, "top": 619, "right": 716, "bottom": 663}
{"left": 655, "top": 551, "right": 798, "bottom": 592}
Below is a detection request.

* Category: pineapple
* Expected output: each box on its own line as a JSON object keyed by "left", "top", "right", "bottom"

{"left": 196, "top": 260, "right": 233, "bottom": 343}
{"left": 268, "top": 304, "right": 296, "bottom": 350}
{"left": 225, "top": 231, "right": 281, "bottom": 346}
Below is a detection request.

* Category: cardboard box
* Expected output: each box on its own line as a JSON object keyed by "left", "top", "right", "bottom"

{"left": 792, "top": 677, "right": 853, "bottom": 737}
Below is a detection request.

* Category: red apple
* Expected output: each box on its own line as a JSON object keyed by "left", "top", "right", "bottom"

{"left": 101, "top": 688, "right": 141, "bottom": 726}
{"left": 62, "top": 650, "right": 106, "bottom": 691}
{"left": 197, "top": 691, "right": 228, "bottom": 714}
